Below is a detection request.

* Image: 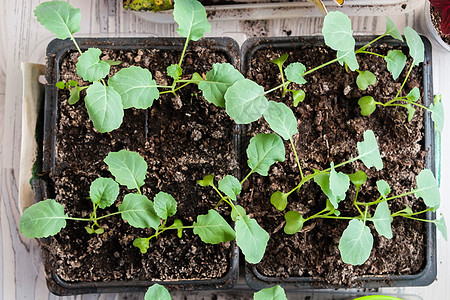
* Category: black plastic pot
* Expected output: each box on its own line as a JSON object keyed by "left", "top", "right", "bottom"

{"left": 241, "top": 36, "right": 437, "bottom": 290}
{"left": 35, "top": 37, "right": 241, "bottom": 295}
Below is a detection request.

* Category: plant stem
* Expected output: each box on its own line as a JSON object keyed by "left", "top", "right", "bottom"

{"left": 302, "top": 57, "right": 340, "bottom": 77}
{"left": 290, "top": 137, "right": 303, "bottom": 179}
{"left": 71, "top": 36, "right": 83, "bottom": 55}
{"left": 353, "top": 187, "right": 365, "bottom": 217}
{"left": 356, "top": 33, "right": 387, "bottom": 51}
{"left": 394, "top": 62, "right": 414, "bottom": 99}
{"left": 355, "top": 195, "right": 383, "bottom": 206}
{"left": 240, "top": 171, "right": 253, "bottom": 186}
{"left": 355, "top": 50, "right": 385, "bottom": 58}
{"left": 263, "top": 81, "right": 290, "bottom": 96}
{"left": 179, "top": 37, "right": 190, "bottom": 67}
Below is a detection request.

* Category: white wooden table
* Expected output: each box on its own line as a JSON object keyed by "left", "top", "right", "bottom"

{"left": 1, "top": 0, "right": 448, "bottom": 299}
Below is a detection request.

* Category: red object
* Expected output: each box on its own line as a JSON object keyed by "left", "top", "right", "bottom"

{"left": 430, "top": 0, "right": 450, "bottom": 34}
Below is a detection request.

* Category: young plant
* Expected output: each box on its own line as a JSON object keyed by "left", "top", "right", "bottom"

{"left": 132, "top": 191, "right": 235, "bottom": 254}
{"left": 20, "top": 150, "right": 159, "bottom": 238}
{"left": 35, "top": 0, "right": 210, "bottom": 133}
{"left": 196, "top": 131, "right": 288, "bottom": 264}
{"left": 144, "top": 283, "right": 288, "bottom": 300}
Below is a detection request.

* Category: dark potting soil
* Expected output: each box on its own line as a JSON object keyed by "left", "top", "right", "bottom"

{"left": 430, "top": 5, "right": 450, "bottom": 46}
{"left": 243, "top": 42, "right": 428, "bottom": 286}
{"left": 43, "top": 43, "right": 238, "bottom": 283}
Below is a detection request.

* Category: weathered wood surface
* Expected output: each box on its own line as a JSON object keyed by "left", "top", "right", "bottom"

{"left": 0, "top": 0, "right": 448, "bottom": 299}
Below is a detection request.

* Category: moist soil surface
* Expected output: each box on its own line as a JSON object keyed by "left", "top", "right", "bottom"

{"left": 242, "top": 40, "right": 428, "bottom": 286}
{"left": 42, "top": 41, "right": 238, "bottom": 284}
{"left": 430, "top": 5, "right": 450, "bottom": 46}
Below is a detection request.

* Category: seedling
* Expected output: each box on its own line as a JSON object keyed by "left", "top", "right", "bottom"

{"left": 20, "top": 149, "right": 236, "bottom": 260}
{"left": 35, "top": 0, "right": 211, "bottom": 133}
{"left": 144, "top": 283, "right": 288, "bottom": 300}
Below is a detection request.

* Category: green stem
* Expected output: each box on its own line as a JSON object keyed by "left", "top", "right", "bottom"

{"left": 353, "top": 187, "right": 364, "bottom": 217}
{"left": 392, "top": 208, "right": 431, "bottom": 217}
{"left": 302, "top": 57, "right": 340, "bottom": 77}
{"left": 179, "top": 38, "right": 190, "bottom": 67}
{"left": 355, "top": 50, "right": 385, "bottom": 58}
{"left": 355, "top": 195, "right": 383, "bottom": 207}
{"left": 356, "top": 33, "right": 387, "bottom": 51}
{"left": 71, "top": 36, "right": 83, "bottom": 55}
{"left": 95, "top": 211, "right": 122, "bottom": 221}
{"left": 240, "top": 171, "right": 253, "bottom": 186}
{"left": 400, "top": 215, "right": 434, "bottom": 223}
{"left": 394, "top": 62, "right": 414, "bottom": 99}
{"left": 290, "top": 138, "right": 303, "bottom": 179}
{"left": 263, "top": 81, "right": 290, "bottom": 96}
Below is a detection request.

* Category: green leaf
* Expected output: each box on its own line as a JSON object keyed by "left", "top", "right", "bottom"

{"left": 191, "top": 72, "right": 203, "bottom": 84}
{"left": 376, "top": 180, "right": 391, "bottom": 199}
{"left": 68, "top": 86, "right": 82, "bottom": 105}
{"left": 384, "top": 50, "right": 407, "bottom": 80}
{"left": 153, "top": 191, "right": 177, "bottom": 220}
{"left": 235, "top": 214, "right": 269, "bottom": 264}
{"left": 119, "top": 194, "right": 160, "bottom": 229}
{"left": 34, "top": 1, "right": 81, "bottom": 40}
{"left": 269, "top": 54, "right": 288, "bottom": 67}
{"left": 314, "top": 173, "right": 345, "bottom": 209}
{"left": 199, "top": 63, "right": 245, "bottom": 107}
{"left": 104, "top": 150, "right": 147, "bottom": 190}
{"left": 348, "top": 170, "right": 367, "bottom": 188}
{"left": 284, "top": 63, "right": 306, "bottom": 85}
{"left": 193, "top": 209, "right": 235, "bottom": 244}
{"left": 337, "top": 49, "right": 359, "bottom": 71}
{"left": 76, "top": 48, "right": 110, "bottom": 82}
{"left": 406, "top": 87, "right": 420, "bottom": 102}
{"left": 85, "top": 81, "right": 123, "bottom": 133}
{"left": 56, "top": 81, "right": 65, "bottom": 89}
{"left": 225, "top": 79, "right": 269, "bottom": 124}
{"left": 270, "top": 191, "right": 288, "bottom": 211}
{"left": 197, "top": 174, "right": 214, "bottom": 187}
{"left": 292, "top": 89, "right": 305, "bottom": 107}
{"left": 254, "top": 285, "right": 288, "bottom": 300}
{"left": 89, "top": 177, "right": 120, "bottom": 209}
{"left": 329, "top": 162, "right": 350, "bottom": 199}
{"left": 429, "top": 96, "right": 444, "bottom": 133}
{"left": 284, "top": 210, "right": 305, "bottom": 234}
{"left": 404, "top": 27, "right": 424, "bottom": 66}
{"left": 133, "top": 237, "right": 150, "bottom": 253}
{"left": 231, "top": 205, "right": 247, "bottom": 222}
{"left": 322, "top": 11, "right": 355, "bottom": 51}
{"left": 356, "top": 70, "right": 376, "bottom": 90}
{"left": 85, "top": 226, "right": 95, "bottom": 234}
{"left": 338, "top": 219, "right": 373, "bottom": 265}
{"left": 263, "top": 101, "right": 298, "bottom": 140}
{"left": 173, "top": 0, "right": 211, "bottom": 41}
{"left": 145, "top": 284, "right": 171, "bottom": 300}
{"left": 358, "top": 96, "right": 376, "bottom": 116}
{"left": 218, "top": 175, "right": 241, "bottom": 201}
{"left": 167, "top": 64, "right": 182, "bottom": 80}
{"left": 95, "top": 228, "right": 104, "bottom": 234}
{"left": 357, "top": 130, "right": 383, "bottom": 171}
{"left": 413, "top": 169, "right": 440, "bottom": 209}
{"left": 385, "top": 17, "right": 404, "bottom": 41}
{"left": 434, "top": 215, "right": 447, "bottom": 241}
{"left": 68, "top": 80, "right": 78, "bottom": 87}
{"left": 108, "top": 66, "right": 159, "bottom": 109}
{"left": 406, "top": 104, "right": 416, "bottom": 122}
{"left": 371, "top": 201, "right": 393, "bottom": 239}
{"left": 19, "top": 199, "right": 67, "bottom": 238}
{"left": 247, "top": 133, "right": 286, "bottom": 176}
{"left": 169, "top": 219, "right": 184, "bottom": 238}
